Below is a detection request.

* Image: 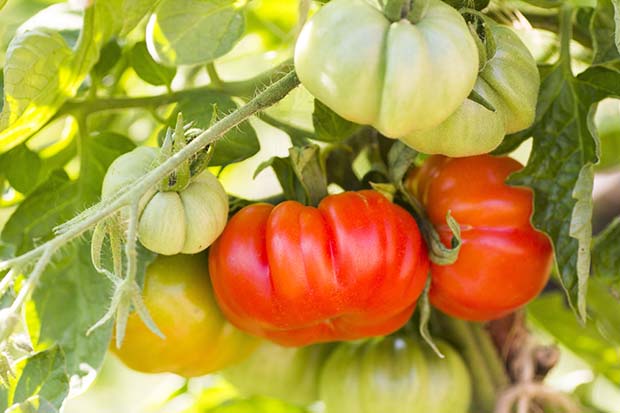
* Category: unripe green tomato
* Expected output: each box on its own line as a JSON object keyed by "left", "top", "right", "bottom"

{"left": 223, "top": 342, "right": 336, "bottom": 406}
{"left": 403, "top": 23, "right": 539, "bottom": 156}
{"left": 294, "top": 0, "right": 479, "bottom": 138}
{"left": 594, "top": 98, "right": 620, "bottom": 170}
{"left": 102, "top": 147, "right": 229, "bottom": 255}
{"left": 320, "top": 335, "right": 471, "bottom": 413}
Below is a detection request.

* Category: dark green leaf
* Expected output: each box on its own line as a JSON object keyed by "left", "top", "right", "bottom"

{"left": 591, "top": 0, "right": 620, "bottom": 66}
{"left": 92, "top": 40, "right": 122, "bottom": 78}
{"left": 147, "top": 0, "right": 245, "bottom": 65}
{"left": 529, "top": 293, "right": 620, "bottom": 385}
{"left": 175, "top": 92, "right": 259, "bottom": 166}
{"left": 289, "top": 145, "right": 328, "bottom": 206}
{"left": 387, "top": 140, "right": 418, "bottom": 185}
{"left": 312, "top": 100, "right": 360, "bottom": 143}
{"left": 507, "top": 64, "right": 620, "bottom": 319}
{"left": 0, "top": 145, "right": 43, "bottom": 194}
{"left": 129, "top": 41, "right": 176, "bottom": 87}
{"left": 324, "top": 145, "right": 363, "bottom": 191}
{"left": 441, "top": 0, "right": 490, "bottom": 10}
{"left": 254, "top": 157, "right": 306, "bottom": 203}
{"left": 11, "top": 348, "right": 68, "bottom": 410}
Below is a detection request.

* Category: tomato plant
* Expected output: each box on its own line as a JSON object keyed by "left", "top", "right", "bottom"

{"left": 320, "top": 335, "right": 471, "bottom": 413}
{"left": 112, "top": 253, "right": 259, "bottom": 377}
{"left": 407, "top": 154, "right": 554, "bottom": 321}
{"left": 0, "top": 0, "right": 619, "bottom": 412}
{"left": 209, "top": 190, "right": 429, "bottom": 346}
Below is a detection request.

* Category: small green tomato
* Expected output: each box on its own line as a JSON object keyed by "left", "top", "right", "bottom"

{"left": 102, "top": 147, "right": 229, "bottom": 255}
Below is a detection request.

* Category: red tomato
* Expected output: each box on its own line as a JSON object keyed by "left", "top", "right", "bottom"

{"left": 407, "top": 155, "right": 553, "bottom": 321}
{"left": 209, "top": 190, "right": 429, "bottom": 346}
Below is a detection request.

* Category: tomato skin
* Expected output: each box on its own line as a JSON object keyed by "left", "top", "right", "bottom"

{"left": 294, "top": 0, "right": 478, "bottom": 138}
{"left": 102, "top": 147, "right": 229, "bottom": 255}
{"left": 407, "top": 155, "right": 554, "bottom": 321}
{"left": 223, "top": 342, "right": 336, "bottom": 406}
{"left": 209, "top": 190, "right": 429, "bottom": 346}
{"left": 403, "top": 23, "right": 539, "bottom": 157}
{"left": 111, "top": 254, "right": 258, "bottom": 377}
{"left": 319, "top": 335, "right": 471, "bottom": 413}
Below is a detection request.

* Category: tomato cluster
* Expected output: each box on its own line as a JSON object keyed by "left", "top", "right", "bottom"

{"left": 103, "top": 1, "right": 552, "bottom": 409}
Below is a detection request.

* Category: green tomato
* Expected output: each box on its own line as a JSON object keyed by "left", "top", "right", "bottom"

{"left": 223, "top": 342, "right": 336, "bottom": 406}
{"left": 403, "top": 23, "right": 539, "bottom": 156}
{"left": 102, "top": 147, "right": 229, "bottom": 255}
{"left": 294, "top": 0, "right": 479, "bottom": 138}
{"left": 594, "top": 98, "right": 620, "bottom": 170}
{"left": 320, "top": 335, "right": 471, "bottom": 413}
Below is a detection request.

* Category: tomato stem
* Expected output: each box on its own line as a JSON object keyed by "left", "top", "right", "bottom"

{"left": 558, "top": 4, "right": 574, "bottom": 76}
{"left": 435, "top": 312, "right": 509, "bottom": 413}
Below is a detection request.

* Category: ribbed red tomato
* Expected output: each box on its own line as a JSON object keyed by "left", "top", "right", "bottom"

{"left": 407, "top": 155, "right": 553, "bottom": 321}
{"left": 209, "top": 190, "right": 429, "bottom": 346}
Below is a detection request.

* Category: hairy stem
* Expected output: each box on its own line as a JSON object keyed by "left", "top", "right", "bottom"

{"left": 57, "top": 59, "right": 294, "bottom": 117}
{"left": 0, "top": 71, "right": 300, "bottom": 331}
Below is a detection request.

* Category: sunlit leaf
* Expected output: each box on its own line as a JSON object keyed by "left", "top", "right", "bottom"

{"left": 146, "top": 0, "right": 244, "bottom": 65}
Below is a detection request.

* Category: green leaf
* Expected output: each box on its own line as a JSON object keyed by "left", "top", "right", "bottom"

{"left": 146, "top": 0, "right": 245, "bottom": 65}
{"left": 5, "top": 396, "right": 59, "bottom": 413}
{"left": 529, "top": 293, "right": 620, "bottom": 385}
{"left": 591, "top": 0, "right": 620, "bottom": 66}
{"left": 312, "top": 100, "right": 360, "bottom": 143}
{"left": 254, "top": 156, "right": 307, "bottom": 202}
{"left": 0, "top": 1, "right": 122, "bottom": 154}
{"left": 288, "top": 145, "right": 328, "bottom": 206}
{"left": 1, "top": 134, "right": 135, "bottom": 387}
{"left": 508, "top": 64, "right": 620, "bottom": 320}
{"left": 175, "top": 92, "right": 259, "bottom": 166}
{"left": 9, "top": 348, "right": 69, "bottom": 410}
{"left": 0, "top": 145, "right": 43, "bottom": 194}
{"left": 92, "top": 40, "right": 122, "bottom": 78}
{"left": 592, "top": 216, "right": 620, "bottom": 279}
{"left": 387, "top": 140, "right": 418, "bottom": 185}
{"left": 120, "top": 0, "right": 163, "bottom": 36}
{"left": 129, "top": 41, "right": 176, "bottom": 87}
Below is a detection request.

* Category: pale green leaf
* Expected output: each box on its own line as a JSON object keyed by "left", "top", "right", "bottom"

{"left": 5, "top": 396, "right": 59, "bottom": 413}
{"left": 0, "top": 1, "right": 122, "bottom": 154}
{"left": 147, "top": 0, "right": 245, "bottom": 65}
{"left": 120, "top": 0, "right": 163, "bottom": 36}
{"left": 10, "top": 348, "right": 68, "bottom": 410}
{"left": 529, "top": 293, "right": 620, "bottom": 385}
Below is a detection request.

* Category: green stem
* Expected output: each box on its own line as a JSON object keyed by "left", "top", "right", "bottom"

{"left": 559, "top": 4, "right": 574, "bottom": 76}
{"left": 0, "top": 71, "right": 301, "bottom": 335}
{"left": 206, "top": 63, "right": 223, "bottom": 89}
{"left": 57, "top": 59, "right": 294, "bottom": 117}
{"left": 436, "top": 313, "right": 508, "bottom": 413}
{"left": 384, "top": 0, "right": 408, "bottom": 21}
